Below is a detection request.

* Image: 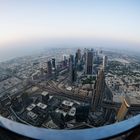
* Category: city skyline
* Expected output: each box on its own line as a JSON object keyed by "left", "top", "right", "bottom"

{"left": 0, "top": 47, "right": 140, "bottom": 139}
{"left": 0, "top": 0, "right": 140, "bottom": 49}
{"left": 0, "top": 1, "right": 140, "bottom": 139}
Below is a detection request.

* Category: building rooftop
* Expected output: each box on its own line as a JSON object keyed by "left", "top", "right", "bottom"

{"left": 55, "top": 108, "right": 67, "bottom": 117}
{"left": 129, "top": 97, "right": 140, "bottom": 105}
{"left": 49, "top": 95, "right": 54, "bottom": 100}
{"left": 26, "top": 104, "right": 36, "bottom": 111}
{"left": 68, "top": 107, "right": 76, "bottom": 116}
{"left": 62, "top": 100, "right": 74, "bottom": 107}
{"left": 27, "top": 111, "right": 38, "bottom": 120}
{"left": 41, "top": 91, "right": 49, "bottom": 96}
{"left": 37, "top": 102, "right": 47, "bottom": 110}
{"left": 43, "top": 120, "right": 59, "bottom": 129}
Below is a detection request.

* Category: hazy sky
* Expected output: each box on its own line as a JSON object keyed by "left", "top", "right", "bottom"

{"left": 0, "top": 0, "right": 140, "bottom": 48}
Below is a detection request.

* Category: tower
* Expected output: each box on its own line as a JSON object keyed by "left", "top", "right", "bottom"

{"left": 52, "top": 58, "right": 56, "bottom": 69}
{"left": 47, "top": 60, "right": 52, "bottom": 75}
{"left": 75, "top": 49, "right": 81, "bottom": 64}
{"left": 92, "top": 69, "right": 105, "bottom": 111}
{"left": 85, "top": 49, "right": 94, "bottom": 75}
{"left": 116, "top": 96, "right": 130, "bottom": 122}
{"left": 77, "top": 49, "right": 81, "bottom": 60}
{"left": 69, "top": 55, "right": 76, "bottom": 83}
{"left": 103, "top": 55, "right": 108, "bottom": 70}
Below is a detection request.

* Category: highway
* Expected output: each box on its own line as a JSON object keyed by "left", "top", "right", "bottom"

{"left": 101, "top": 100, "right": 140, "bottom": 111}
{"left": 38, "top": 73, "right": 91, "bottom": 102}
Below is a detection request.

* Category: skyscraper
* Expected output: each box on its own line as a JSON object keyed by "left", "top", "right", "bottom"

{"left": 83, "top": 48, "right": 87, "bottom": 62}
{"left": 47, "top": 60, "right": 52, "bottom": 75}
{"left": 85, "top": 49, "right": 94, "bottom": 75}
{"left": 78, "top": 49, "right": 81, "bottom": 58}
{"left": 75, "top": 49, "right": 82, "bottom": 71}
{"left": 92, "top": 69, "right": 105, "bottom": 111}
{"left": 75, "top": 49, "right": 81, "bottom": 63}
{"left": 116, "top": 96, "right": 130, "bottom": 122}
{"left": 52, "top": 58, "right": 56, "bottom": 69}
{"left": 75, "top": 52, "right": 78, "bottom": 66}
{"left": 103, "top": 55, "right": 108, "bottom": 70}
{"left": 69, "top": 55, "right": 76, "bottom": 83}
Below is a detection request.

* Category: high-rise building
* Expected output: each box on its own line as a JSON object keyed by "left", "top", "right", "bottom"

{"left": 92, "top": 69, "right": 105, "bottom": 111}
{"left": 63, "top": 54, "right": 69, "bottom": 61}
{"left": 77, "top": 49, "right": 81, "bottom": 60}
{"left": 75, "top": 49, "right": 81, "bottom": 64}
{"left": 83, "top": 48, "right": 87, "bottom": 61}
{"left": 103, "top": 55, "right": 108, "bottom": 69}
{"left": 52, "top": 58, "right": 56, "bottom": 69}
{"left": 71, "top": 67, "right": 77, "bottom": 82}
{"left": 75, "top": 49, "right": 82, "bottom": 71}
{"left": 69, "top": 55, "right": 76, "bottom": 83}
{"left": 85, "top": 49, "right": 94, "bottom": 75}
{"left": 75, "top": 52, "right": 78, "bottom": 65}
{"left": 47, "top": 60, "right": 52, "bottom": 75}
{"left": 63, "top": 59, "right": 68, "bottom": 67}
{"left": 116, "top": 96, "right": 130, "bottom": 122}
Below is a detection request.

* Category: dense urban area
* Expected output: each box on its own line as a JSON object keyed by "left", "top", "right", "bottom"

{"left": 0, "top": 48, "right": 140, "bottom": 129}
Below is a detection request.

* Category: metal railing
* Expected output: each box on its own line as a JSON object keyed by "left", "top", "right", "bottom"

{"left": 0, "top": 114, "right": 140, "bottom": 140}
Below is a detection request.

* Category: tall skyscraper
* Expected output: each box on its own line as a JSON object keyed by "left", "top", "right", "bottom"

{"left": 83, "top": 48, "right": 87, "bottom": 62}
{"left": 75, "top": 49, "right": 81, "bottom": 63}
{"left": 75, "top": 52, "right": 78, "bottom": 66}
{"left": 116, "top": 96, "right": 130, "bottom": 122}
{"left": 92, "top": 69, "right": 105, "bottom": 111}
{"left": 75, "top": 49, "right": 82, "bottom": 71}
{"left": 47, "top": 60, "right": 52, "bottom": 75}
{"left": 69, "top": 55, "right": 76, "bottom": 83}
{"left": 103, "top": 55, "right": 108, "bottom": 69}
{"left": 85, "top": 49, "right": 94, "bottom": 75}
{"left": 52, "top": 58, "right": 56, "bottom": 69}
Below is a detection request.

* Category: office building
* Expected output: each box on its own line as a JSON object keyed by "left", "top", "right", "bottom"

{"left": 92, "top": 69, "right": 105, "bottom": 111}
{"left": 103, "top": 55, "right": 108, "bottom": 69}
{"left": 47, "top": 60, "right": 52, "bottom": 75}
{"left": 85, "top": 49, "right": 94, "bottom": 75}
{"left": 76, "top": 105, "right": 90, "bottom": 122}
{"left": 116, "top": 96, "right": 130, "bottom": 122}
{"left": 52, "top": 58, "right": 56, "bottom": 69}
{"left": 36, "top": 102, "right": 47, "bottom": 113}
{"left": 69, "top": 55, "right": 77, "bottom": 83}
{"left": 75, "top": 49, "right": 81, "bottom": 65}
{"left": 26, "top": 104, "right": 36, "bottom": 112}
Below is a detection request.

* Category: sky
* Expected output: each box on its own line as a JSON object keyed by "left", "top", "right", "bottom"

{"left": 0, "top": 0, "right": 140, "bottom": 49}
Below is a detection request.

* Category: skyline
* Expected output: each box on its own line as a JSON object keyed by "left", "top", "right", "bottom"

{"left": 0, "top": 0, "right": 140, "bottom": 49}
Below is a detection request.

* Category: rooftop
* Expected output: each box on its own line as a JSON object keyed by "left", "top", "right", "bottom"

{"left": 68, "top": 107, "right": 76, "bottom": 116}
{"left": 41, "top": 91, "right": 49, "bottom": 96}
{"left": 62, "top": 100, "right": 74, "bottom": 107}
{"left": 55, "top": 108, "right": 67, "bottom": 117}
{"left": 37, "top": 102, "right": 47, "bottom": 110}
{"left": 27, "top": 111, "right": 38, "bottom": 120}
{"left": 26, "top": 104, "right": 36, "bottom": 111}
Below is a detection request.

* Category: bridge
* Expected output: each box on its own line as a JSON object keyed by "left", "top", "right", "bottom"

{"left": 102, "top": 101, "right": 140, "bottom": 112}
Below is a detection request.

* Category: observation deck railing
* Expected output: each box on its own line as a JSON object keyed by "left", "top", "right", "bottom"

{"left": 0, "top": 115, "right": 140, "bottom": 140}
